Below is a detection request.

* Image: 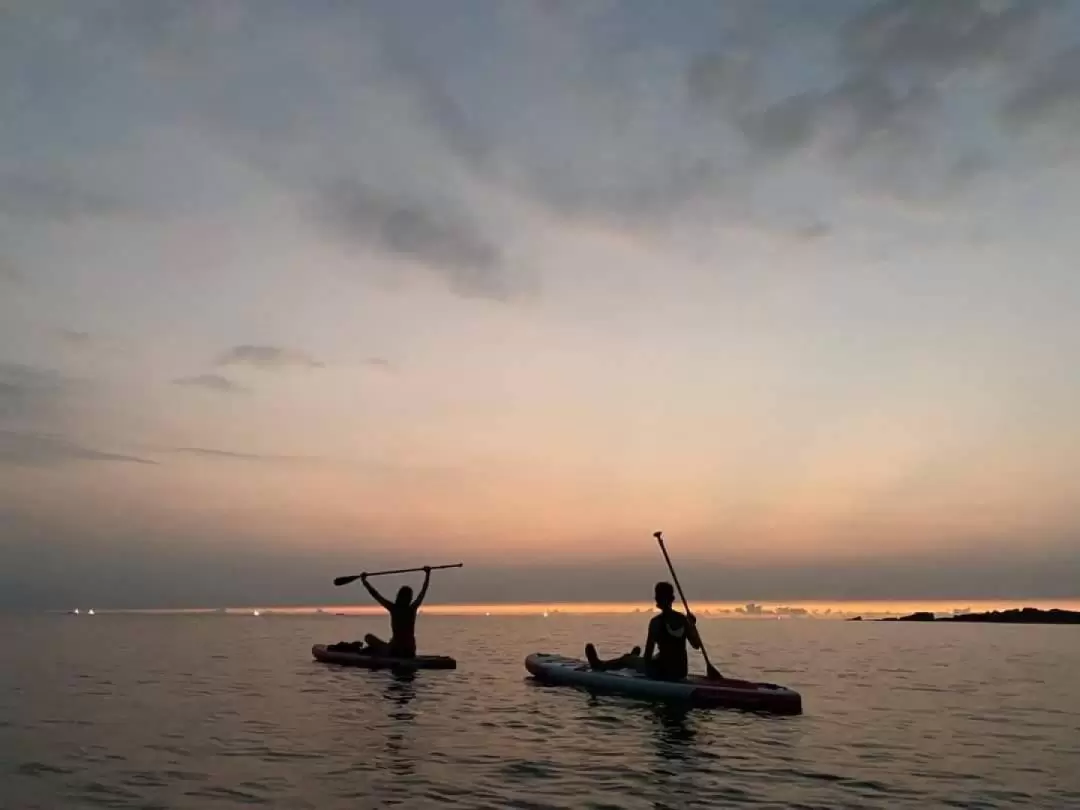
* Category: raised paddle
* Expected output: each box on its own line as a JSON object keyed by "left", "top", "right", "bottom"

{"left": 333, "top": 563, "right": 463, "bottom": 587}
{"left": 653, "top": 531, "right": 723, "bottom": 680}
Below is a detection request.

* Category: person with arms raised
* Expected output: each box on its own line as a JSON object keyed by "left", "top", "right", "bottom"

{"left": 359, "top": 565, "right": 431, "bottom": 659}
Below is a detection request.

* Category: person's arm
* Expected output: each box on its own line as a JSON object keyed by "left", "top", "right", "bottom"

{"left": 360, "top": 574, "right": 394, "bottom": 611}
{"left": 686, "top": 612, "right": 703, "bottom": 650}
{"left": 643, "top": 617, "right": 658, "bottom": 660}
{"left": 411, "top": 566, "right": 432, "bottom": 609}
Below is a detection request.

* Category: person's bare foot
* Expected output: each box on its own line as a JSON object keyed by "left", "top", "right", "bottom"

{"left": 585, "top": 643, "right": 602, "bottom": 669}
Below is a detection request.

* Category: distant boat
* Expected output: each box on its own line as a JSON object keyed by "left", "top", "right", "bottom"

{"left": 87, "top": 609, "right": 95, "bottom": 616}
{"left": 68, "top": 608, "right": 80, "bottom": 615}
{"left": 252, "top": 610, "right": 261, "bottom": 617}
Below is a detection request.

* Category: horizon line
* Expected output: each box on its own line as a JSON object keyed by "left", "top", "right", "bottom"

{"left": 31, "top": 597, "right": 1080, "bottom": 617}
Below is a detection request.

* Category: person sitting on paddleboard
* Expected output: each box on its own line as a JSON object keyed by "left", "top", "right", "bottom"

{"left": 585, "top": 581, "right": 702, "bottom": 680}
{"left": 359, "top": 566, "right": 431, "bottom": 658}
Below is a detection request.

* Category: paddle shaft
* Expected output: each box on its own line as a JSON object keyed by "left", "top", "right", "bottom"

{"left": 334, "top": 563, "right": 462, "bottom": 587}
{"left": 654, "top": 532, "right": 721, "bottom": 677}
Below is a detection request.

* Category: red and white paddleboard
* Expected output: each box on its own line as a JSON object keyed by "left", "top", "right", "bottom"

{"left": 525, "top": 653, "right": 802, "bottom": 715}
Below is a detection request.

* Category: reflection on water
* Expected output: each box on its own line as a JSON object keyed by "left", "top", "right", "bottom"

{"left": 382, "top": 674, "right": 418, "bottom": 782}
{"left": 649, "top": 704, "right": 696, "bottom": 758}
{"left": 386, "top": 671, "right": 417, "bottom": 713}
{"left": 645, "top": 704, "right": 705, "bottom": 809}
{"left": 1, "top": 614, "right": 1078, "bottom": 809}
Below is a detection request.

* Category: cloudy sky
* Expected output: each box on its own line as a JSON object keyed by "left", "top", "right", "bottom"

{"left": 2, "top": 0, "right": 1080, "bottom": 609}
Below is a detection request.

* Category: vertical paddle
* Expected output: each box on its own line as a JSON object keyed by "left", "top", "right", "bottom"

{"left": 653, "top": 531, "right": 723, "bottom": 680}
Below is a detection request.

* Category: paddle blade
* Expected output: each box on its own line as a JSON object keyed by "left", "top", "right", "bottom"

{"left": 706, "top": 664, "right": 724, "bottom": 680}
{"left": 333, "top": 575, "right": 361, "bottom": 587}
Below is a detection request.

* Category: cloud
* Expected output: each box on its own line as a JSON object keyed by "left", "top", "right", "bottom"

{"left": 0, "top": 363, "right": 66, "bottom": 390}
{"left": 839, "top": 0, "right": 1056, "bottom": 76}
{"left": 713, "top": 0, "right": 1066, "bottom": 202}
{"left": 739, "top": 73, "right": 939, "bottom": 162}
{"left": 1000, "top": 46, "right": 1080, "bottom": 132}
{"left": 686, "top": 51, "right": 758, "bottom": 112}
{"left": 216, "top": 345, "right": 324, "bottom": 370}
{"left": 739, "top": 93, "right": 822, "bottom": 158}
{"left": 795, "top": 221, "right": 832, "bottom": 241}
{"left": 55, "top": 329, "right": 94, "bottom": 346}
{"left": 947, "top": 152, "right": 995, "bottom": 191}
{"left": 311, "top": 179, "right": 508, "bottom": 301}
{"left": 0, "top": 171, "right": 132, "bottom": 223}
{"left": 828, "top": 73, "right": 939, "bottom": 148}
{"left": 172, "top": 373, "right": 248, "bottom": 393}
{"left": 0, "top": 430, "right": 155, "bottom": 467}
{"left": 0, "top": 363, "right": 71, "bottom": 423}
{"left": 0, "top": 258, "right": 22, "bottom": 284}
{"left": 171, "top": 447, "right": 299, "bottom": 462}
{"left": 373, "top": 29, "right": 490, "bottom": 171}
{"left": 24, "top": 2, "right": 517, "bottom": 303}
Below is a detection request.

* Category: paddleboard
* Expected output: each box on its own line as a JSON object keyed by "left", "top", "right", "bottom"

{"left": 312, "top": 644, "right": 456, "bottom": 670}
{"left": 525, "top": 653, "right": 801, "bottom": 714}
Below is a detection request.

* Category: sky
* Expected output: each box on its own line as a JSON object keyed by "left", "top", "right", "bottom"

{"left": 2, "top": 0, "right": 1080, "bottom": 610}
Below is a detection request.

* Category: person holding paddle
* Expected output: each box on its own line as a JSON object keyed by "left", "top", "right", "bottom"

{"left": 585, "top": 581, "right": 703, "bottom": 680}
{"left": 584, "top": 531, "right": 725, "bottom": 680}
{"left": 358, "top": 566, "right": 432, "bottom": 659}
{"left": 328, "top": 563, "right": 462, "bottom": 659}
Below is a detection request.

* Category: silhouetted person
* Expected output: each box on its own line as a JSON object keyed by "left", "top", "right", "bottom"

{"left": 585, "top": 581, "right": 702, "bottom": 680}
{"left": 359, "top": 566, "right": 431, "bottom": 658}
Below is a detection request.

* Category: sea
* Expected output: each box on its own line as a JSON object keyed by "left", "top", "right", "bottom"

{"left": 2, "top": 607, "right": 1079, "bottom": 809}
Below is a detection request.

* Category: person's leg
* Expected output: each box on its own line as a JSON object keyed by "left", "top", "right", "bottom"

{"left": 363, "top": 633, "right": 391, "bottom": 655}
{"left": 585, "top": 643, "right": 643, "bottom": 671}
{"left": 643, "top": 658, "right": 687, "bottom": 681}
{"left": 388, "top": 638, "right": 417, "bottom": 659}
{"left": 330, "top": 639, "right": 366, "bottom": 652}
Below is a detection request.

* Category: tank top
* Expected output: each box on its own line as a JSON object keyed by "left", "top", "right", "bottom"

{"left": 649, "top": 610, "right": 689, "bottom": 680}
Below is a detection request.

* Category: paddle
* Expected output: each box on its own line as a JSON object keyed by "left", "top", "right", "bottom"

{"left": 653, "top": 531, "right": 723, "bottom": 680}
{"left": 333, "top": 563, "right": 463, "bottom": 587}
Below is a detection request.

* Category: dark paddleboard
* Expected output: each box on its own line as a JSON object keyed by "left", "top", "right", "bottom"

{"left": 312, "top": 644, "right": 456, "bottom": 670}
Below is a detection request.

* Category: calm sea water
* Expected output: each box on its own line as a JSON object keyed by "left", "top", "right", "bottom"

{"left": 2, "top": 613, "right": 1078, "bottom": 809}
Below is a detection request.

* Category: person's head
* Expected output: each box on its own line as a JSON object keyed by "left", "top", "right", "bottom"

{"left": 395, "top": 586, "right": 414, "bottom": 607}
{"left": 654, "top": 581, "right": 676, "bottom": 610}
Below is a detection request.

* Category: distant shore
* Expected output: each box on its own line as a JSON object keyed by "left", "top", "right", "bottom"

{"left": 847, "top": 607, "right": 1080, "bottom": 625}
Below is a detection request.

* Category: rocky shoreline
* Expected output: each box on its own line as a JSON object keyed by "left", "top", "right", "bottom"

{"left": 846, "top": 607, "right": 1080, "bottom": 624}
